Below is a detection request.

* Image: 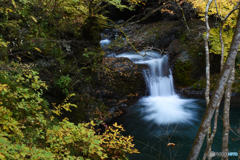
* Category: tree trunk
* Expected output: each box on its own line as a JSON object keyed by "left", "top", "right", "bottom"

{"left": 222, "top": 67, "right": 235, "bottom": 160}
{"left": 204, "top": 1, "right": 213, "bottom": 159}
{"left": 203, "top": 102, "right": 220, "bottom": 159}
{"left": 188, "top": 9, "right": 240, "bottom": 160}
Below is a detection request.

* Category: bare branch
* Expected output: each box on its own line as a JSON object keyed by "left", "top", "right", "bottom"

{"left": 176, "top": 0, "right": 190, "bottom": 32}
{"left": 219, "top": 114, "right": 240, "bottom": 138}
{"left": 223, "top": 2, "right": 240, "bottom": 21}
{"left": 93, "top": 3, "right": 111, "bottom": 14}
{"left": 127, "top": 5, "right": 165, "bottom": 25}
{"left": 107, "top": 19, "right": 141, "bottom": 55}
{"left": 214, "top": 0, "right": 240, "bottom": 22}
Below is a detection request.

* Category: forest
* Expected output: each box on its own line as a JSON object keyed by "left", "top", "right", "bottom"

{"left": 0, "top": 0, "right": 240, "bottom": 159}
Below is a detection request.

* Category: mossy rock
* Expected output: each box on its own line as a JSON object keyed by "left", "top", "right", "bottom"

{"left": 190, "top": 72, "right": 240, "bottom": 94}
{"left": 173, "top": 43, "right": 206, "bottom": 87}
{"left": 135, "top": 21, "right": 180, "bottom": 48}
{"left": 174, "top": 58, "right": 196, "bottom": 87}
{"left": 97, "top": 57, "right": 146, "bottom": 100}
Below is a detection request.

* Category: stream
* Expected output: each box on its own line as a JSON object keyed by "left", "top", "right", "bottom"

{"left": 100, "top": 36, "right": 240, "bottom": 160}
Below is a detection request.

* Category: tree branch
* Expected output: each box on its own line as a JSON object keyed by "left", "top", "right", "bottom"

{"left": 219, "top": 21, "right": 225, "bottom": 72}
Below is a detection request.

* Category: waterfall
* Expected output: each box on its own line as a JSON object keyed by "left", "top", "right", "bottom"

{"left": 116, "top": 51, "right": 198, "bottom": 125}
{"left": 135, "top": 55, "right": 174, "bottom": 96}
{"left": 100, "top": 34, "right": 198, "bottom": 125}
{"left": 116, "top": 51, "right": 174, "bottom": 96}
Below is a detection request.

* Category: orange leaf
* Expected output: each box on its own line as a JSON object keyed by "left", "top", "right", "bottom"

{"left": 167, "top": 143, "right": 175, "bottom": 150}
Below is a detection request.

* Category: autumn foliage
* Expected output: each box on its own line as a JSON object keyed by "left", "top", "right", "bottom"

{"left": 187, "top": 0, "right": 240, "bottom": 60}
{"left": 0, "top": 62, "right": 139, "bottom": 159}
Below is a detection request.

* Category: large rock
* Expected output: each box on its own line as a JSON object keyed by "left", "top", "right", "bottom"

{"left": 95, "top": 57, "right": 147, "bottom": 112}
{"left": 124, "top": 21, "right": 180, "bottom": 51}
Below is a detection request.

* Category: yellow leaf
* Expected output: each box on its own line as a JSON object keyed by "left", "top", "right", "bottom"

{"left": 50, "top": 116, "right": 55, "bottom": 121}
{"left": 34, "top": 47, "right": 41, "bottom": 52}
{"left": 0, "top": 153, "right": 6, "bottom": 159}
{"left": 11, "top": 0, "right": 17, "bottom": 8}
{"left": 17, "top": 56, "right": 21, "bottom": 61}
{"left": 62, "top": 117, "right": 69, "bottom": 121}
{"left": 31, "top": 16, "right": 37, "bottom": 23}
{"left": 6, "top": 8, "right": 13, "bottom": 12}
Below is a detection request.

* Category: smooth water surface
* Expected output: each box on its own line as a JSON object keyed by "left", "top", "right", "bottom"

{"left": 111, "top": 98, "right": 240, "bottom": 160}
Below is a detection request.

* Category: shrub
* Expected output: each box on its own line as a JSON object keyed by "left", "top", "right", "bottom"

{"left": 0, "top": 62, "right": 139, "bottom": 159}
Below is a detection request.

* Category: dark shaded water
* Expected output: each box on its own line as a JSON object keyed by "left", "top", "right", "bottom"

{"left": 111, "top": 96, "right": 240, "bottom": 160}
{"left": 99, "top": 39, "right": 240, "bottom": 159}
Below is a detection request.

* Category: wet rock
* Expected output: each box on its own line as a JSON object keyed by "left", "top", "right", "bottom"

{"left": 166, "top": 39, "right": 188, "bottom": 56}
{"left": 104, "top": 52, "right": 116, "bottom": 57}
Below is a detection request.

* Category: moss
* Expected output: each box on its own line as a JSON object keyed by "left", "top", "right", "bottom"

{"left": 189, "top": 71, "right": 240, "bottom": 94}
{"left": 174, "top": 59, "right": 196, "bottom": 87}
{"left": 179, "top": 33, "right": 186, "bottom": 42}
{"left": 174, "top": 40, "right": 206, "bottom": 87}
{"left": 135, "top": 21, "right": 179, "bottom": 42}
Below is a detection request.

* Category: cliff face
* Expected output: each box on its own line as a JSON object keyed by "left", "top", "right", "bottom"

{"left": 102, "top": 17, "right": 240, "bottom": 97}
{"left": 103, "top": 20, "right": 206, "bottom": 83}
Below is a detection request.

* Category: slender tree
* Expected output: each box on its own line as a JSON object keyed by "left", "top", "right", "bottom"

{"left": 188, "top": 3, "right": 240, "bottom": 159}
{"left": 221, "top": 67, "right": 235, "bottom": 160}
{"left": 202, "top": 1, "right": 212, "bottom": 159}
{"left": 217, "top": 3, "right": 240, "bottom": 160}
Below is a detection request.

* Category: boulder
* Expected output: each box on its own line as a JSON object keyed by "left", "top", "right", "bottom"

{"left": 95, "top": 57, "right": 147, "bottom": 111}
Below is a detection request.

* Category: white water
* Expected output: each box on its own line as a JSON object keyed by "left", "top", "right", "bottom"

{"left": 100, "top": 39, "right": 111, "bottom": 47}
{"left": 135, "top": 57, "right": 174, "bottom": 96}
{"left": 116, "top": 51, "right": 199, "bottom": 125}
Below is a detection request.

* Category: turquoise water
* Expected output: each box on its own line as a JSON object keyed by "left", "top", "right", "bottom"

{"left": 111, "top": 96, "right": 240, "bottom": 160}
{"left": 100, "top": 44, "right": 240, "bottom": 159}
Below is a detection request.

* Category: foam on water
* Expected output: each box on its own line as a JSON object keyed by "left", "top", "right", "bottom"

{"left": 139, "top": 95, "right": 197, "bottom": 124}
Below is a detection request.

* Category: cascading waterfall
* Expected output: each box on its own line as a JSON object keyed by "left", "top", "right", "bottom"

{"left": 116, "top": 51, "right": 198, "bottom": 125}
{"left": 115, "top": 51, "right": 174, "bottom": 96}
{"left": 116, "top": 51, "right": 175, "bottom": 97}
{"left": 135, "top": 56, "right": 174, "bottom": 96}
{"left": 99, "top": 33, "right": 240, "bottom": 160}
{"left": 100, "top": 36, "right": 198, "bottom": 125}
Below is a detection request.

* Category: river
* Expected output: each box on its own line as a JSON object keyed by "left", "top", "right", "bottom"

{"left": 100, "top": 36, "right": 240, "bottom": 160}
{"left": 112, "top": 51, "right": 240, "bottom": 160}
